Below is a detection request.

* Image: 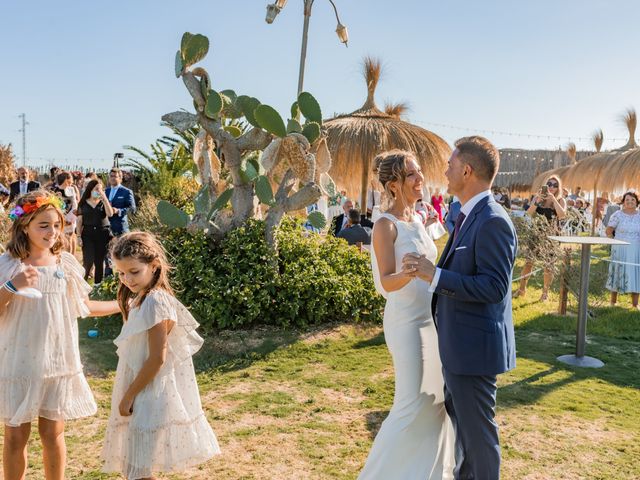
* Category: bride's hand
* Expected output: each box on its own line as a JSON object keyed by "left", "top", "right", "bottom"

{"left": 402, "top": 253, "right": 436, "bottom": 282}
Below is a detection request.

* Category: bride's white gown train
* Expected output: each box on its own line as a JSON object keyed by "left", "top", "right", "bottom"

{"left": 359, "top": 213, "right": 454, "bottom": 480}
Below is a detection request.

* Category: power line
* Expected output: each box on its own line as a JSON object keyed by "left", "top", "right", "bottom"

{"left": 414, "top": 120, "right": 629, "bottom": 143}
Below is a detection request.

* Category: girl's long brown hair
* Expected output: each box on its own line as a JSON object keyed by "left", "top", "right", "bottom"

{"left": 109, "top": 231, "right": 174, "bottom": 320}
{"left": 6, "top": 190, "right": 66, "bottom": 260}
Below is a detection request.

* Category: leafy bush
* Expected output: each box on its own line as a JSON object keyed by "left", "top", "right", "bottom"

{"left": 95, "top": 217, "right": 383, "bottom": 329}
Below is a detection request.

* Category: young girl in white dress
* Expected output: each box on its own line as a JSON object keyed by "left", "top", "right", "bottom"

{"left": 101, "top": 231, "right": 220, "bottom": 479}
{"left": 0, "top": 190, "right": 120, "bottom": 480}
{"left": 360, "top": 150, "right": 454, "bottom": 479}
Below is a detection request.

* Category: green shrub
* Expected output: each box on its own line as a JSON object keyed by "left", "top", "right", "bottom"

{"left": 95, "top": 217, "right": 383, "bottom": 329}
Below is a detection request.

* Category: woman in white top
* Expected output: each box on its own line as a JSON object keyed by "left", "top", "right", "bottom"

{"left": 605, "top": 191, "right": 640, "bottom": 308}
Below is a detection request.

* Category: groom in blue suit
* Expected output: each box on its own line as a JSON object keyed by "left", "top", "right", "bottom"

{"left": 404, "top": 136, "right": 517, "bottom": 479}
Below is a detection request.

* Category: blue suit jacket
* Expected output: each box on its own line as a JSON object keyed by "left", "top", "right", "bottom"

{"left": 444, "top": 200, "right": 461, "bottom": 234}
{"left": 432, "top": 195, "right": 517, "bottom": 376}
{"left": 106, "top": 185, "right": 136, "bottom": 235}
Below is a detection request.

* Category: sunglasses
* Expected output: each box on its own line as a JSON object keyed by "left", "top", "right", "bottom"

{"left": 546, "top": 182, "right": 559, "bottom": 188}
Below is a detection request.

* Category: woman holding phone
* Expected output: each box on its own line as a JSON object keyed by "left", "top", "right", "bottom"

{"left": 514, "top": 175, "right": 567, "bottom": 301}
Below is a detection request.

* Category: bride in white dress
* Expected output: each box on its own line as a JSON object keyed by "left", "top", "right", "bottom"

{"left": 359, "top": 150, "right": 454, "bottom": 480}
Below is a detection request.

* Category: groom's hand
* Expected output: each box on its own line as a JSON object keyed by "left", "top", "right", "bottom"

{"left": 402, "top": 253, "right": 436, "bottom": 283}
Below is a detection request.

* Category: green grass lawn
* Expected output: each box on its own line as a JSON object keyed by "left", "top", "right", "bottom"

{"left": 1, "top": 242, "right": 639, "bottom": 479}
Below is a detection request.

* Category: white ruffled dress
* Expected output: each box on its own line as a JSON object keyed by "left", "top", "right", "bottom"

{"left": 0, "top": 251, "right": 97, "bottom": 426}
{"left": 101, "top": 289, "right": 220, "bottom": 478}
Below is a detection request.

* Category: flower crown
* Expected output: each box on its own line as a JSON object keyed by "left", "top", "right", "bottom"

{"left": 8, "top": 196, "right": 65, "bottom": 221}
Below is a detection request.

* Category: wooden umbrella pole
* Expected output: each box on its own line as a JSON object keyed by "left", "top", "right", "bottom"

{"left": 558, "top": 248, "right": 570, "bottom": 315}
{"left": 590, "top": 181, "right": 597, "bottom": 236}
{"left": 360, "top": 158, "right": 369, "bottom": 214}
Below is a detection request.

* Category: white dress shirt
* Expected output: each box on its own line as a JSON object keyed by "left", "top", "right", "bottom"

{"left": 19, "top": 181, "right": 28, "bottom": 195}
{"left": 108, "top": 185, "right": 120, "bottom": 202}
{"left": 429, "top": 190, "right": 492, "bottom": 291}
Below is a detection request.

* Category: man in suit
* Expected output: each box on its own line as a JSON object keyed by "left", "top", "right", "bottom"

{"left": 330, "top": 198, "right": 353, "bottom": 236}
{"left": 337, "top": 208, "right": 371, "bottom": 246}
{"left": 8, "top": 167, "right": 41, "bottom": 204}
{"left": 444, "top": 196, "right": 462, "bottom": 235}
{"left": 331, "top": 198, "right": 374, "bottom": 236}
{"left": 403, "top": 136, "right": 517, "bottom": 479}
{"left": 105, "top": 168, "right": 136, "bottom": 236}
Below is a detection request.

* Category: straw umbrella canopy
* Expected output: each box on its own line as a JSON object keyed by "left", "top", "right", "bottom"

{"left": 530, "top": 165, "right": 572, "bottom": 193}
{"left": 324, "top": 58, "right": 450, "bottom": 210}
{"left": 594, "top": 110, "right": 639, "bottom": 193}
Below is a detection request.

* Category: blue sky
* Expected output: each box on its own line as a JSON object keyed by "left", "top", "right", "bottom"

{"left": 1, "top": 0, "right": 639, "bottom": 169}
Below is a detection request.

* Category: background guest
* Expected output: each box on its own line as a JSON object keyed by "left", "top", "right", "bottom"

{"left": 44, "top": 166, "right": 61, "bottom": 190}
{"left": 331, "top": 198, "right": 353, "bottom": 236}
{"left": 515, "top": 175, "right": 567, "bottom": 301}
{"left": 337, "top": 208, "right": 371, "bottom": 246}
{"left": 606, "top": 191, "right": 640, "bottom": 309}
{"left": 444, "top": 196, "right": 461, "bottom": 235}
{"left": 105, "top": 168, "right": 136, "bottom": 236}
{"left": 430, "top": 187, "right": 446, "bottom": 223}
{"left": 8, "top": 166, "right": 40, "bottom": 204}
{"left": 53, "top": 171, "right": 80, "bottom": 253}
{"left": 77, "top": 179, "right": 114, "bottom": 285}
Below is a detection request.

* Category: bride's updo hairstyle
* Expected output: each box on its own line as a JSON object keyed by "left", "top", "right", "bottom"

{"left": 372, "top": 149, "right": 417, "bottom": 210}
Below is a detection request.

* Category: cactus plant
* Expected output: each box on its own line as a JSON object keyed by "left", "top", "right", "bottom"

{"left": 307, "top": 210, "right": 327, "bottom": 229}
{"left": 255, "top": 175, "right": 274, "bottom": 205}
{"left": 290, "top": 101, "right": 300, "bottom": 120}
{"left": 205, "top": 90, "right": 223, "bottom": 119}
{"left": 287, "top": 119, "right": 303, "bottom": 134}
{"left": 298, "top": 92, "right": 322, "bottom": 125}
{"left": 157, "top": 200, "right": 190, "bottom": 228}
{"left": 164, "top": 32, "right": 329, "bottom": 248}
{"left": 180, "top": 32, "right": 209, "bottom": 68}
{"left": 301, "top": 122, "right": 321, "bottom": 145}
{"left": 175, "top": 51, "right": 183, "bottom": 78}
{"left": 237, "top": 96, "right": 261, "bottom": 128}
{"left": 254, "top": 105, "right": 287, "bottom": 138}
{"left": 211, "top": 187, "right": 233, "bottom": 213}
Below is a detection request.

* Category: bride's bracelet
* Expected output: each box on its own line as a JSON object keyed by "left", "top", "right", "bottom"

{"left": 2, "top": 281, "right": 18, "bottom": 294}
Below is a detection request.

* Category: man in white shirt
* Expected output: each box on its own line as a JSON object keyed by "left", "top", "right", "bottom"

{"left": 8, "top": 167, "right": 40, "bottom": 204}
{"left": 402, "top": 136, "right": 517, "bottom": 480}
{"left": 331, "top": 198, "right": 353, "bottom": 236}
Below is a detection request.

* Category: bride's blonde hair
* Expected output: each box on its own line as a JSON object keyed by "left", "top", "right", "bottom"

{"left": 372, "top": 149, "right": 417, "bottom": 211}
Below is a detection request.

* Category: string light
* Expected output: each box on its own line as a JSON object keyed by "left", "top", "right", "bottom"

{"left": 414, "top": 120, "right": 629, "bottom": 143}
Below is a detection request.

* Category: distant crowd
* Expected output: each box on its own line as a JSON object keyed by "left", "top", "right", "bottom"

{"left": 1, "top": 166, "right": 136, "bottom": 285}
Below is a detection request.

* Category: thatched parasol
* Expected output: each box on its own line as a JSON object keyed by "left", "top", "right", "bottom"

{"left": 597, "top": 109, "right": 640, "bottom": 193}
{"left": 324, "top": 57, "right": 450, "bottom": 210}
{"left": 597, "top": 148, "right": 640, "bottom": 193}
{"left": 530, "top": 165, "right": 572, "bottom": 193}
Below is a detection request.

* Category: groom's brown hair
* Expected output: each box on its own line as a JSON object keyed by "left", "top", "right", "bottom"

{"left": 454, "top": 136, "right": 500, "bottom": 183}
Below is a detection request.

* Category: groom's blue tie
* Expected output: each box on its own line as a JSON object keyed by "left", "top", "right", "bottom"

{"left": 452, "top": 212, "right": 466, "bottom": 242}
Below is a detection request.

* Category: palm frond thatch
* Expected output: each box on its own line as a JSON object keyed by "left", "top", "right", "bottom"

{"left": 597, "top": 148, "right": 640, "bottom": 193}
{"left": 384, "top": 101, "right": 410, "bottom": 119}
{"left": 530, "top": 165, "right": 571, "bottom": 193}
{"left": 324, "top": 57, "right": 450, "bottom": 208}
{"left": 566, "top": 143, "right": 577, "bottom": 164}
{"left": 619, "top": 108, "right": 638, "bottom": 151}
{"left": 592, "top": 129, "right": 604, "bottom": 153}
{"left": 561, "top": 151, "right": 615, "bottom": 191}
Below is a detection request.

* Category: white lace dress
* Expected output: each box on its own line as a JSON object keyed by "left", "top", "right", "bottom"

{"left": 0, "top": 251, "right": 97, "bottom": 426}
{"left": 101, "top": 289, "right": 220, "bottom": 478}
{"left": 360, "top": 213, "right": 454, "bottom": 480}
{"left": 606, "top": 210, "right": 640, "bottom": 293}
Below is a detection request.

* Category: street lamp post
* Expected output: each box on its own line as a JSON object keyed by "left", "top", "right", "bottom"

{"left": 265, "top": 0, "right": 348, "bottom": 96}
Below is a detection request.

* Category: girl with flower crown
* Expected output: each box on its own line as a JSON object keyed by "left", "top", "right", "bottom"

{"left": 0, "top": 190, "right": 121, "bottom": 480}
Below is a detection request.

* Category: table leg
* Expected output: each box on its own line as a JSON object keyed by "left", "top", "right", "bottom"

{"left": 576, "top": 243, "right": 591, "bottom": 357}
{"left": 557, "top": 243, "right": 604, "bottom": 368}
